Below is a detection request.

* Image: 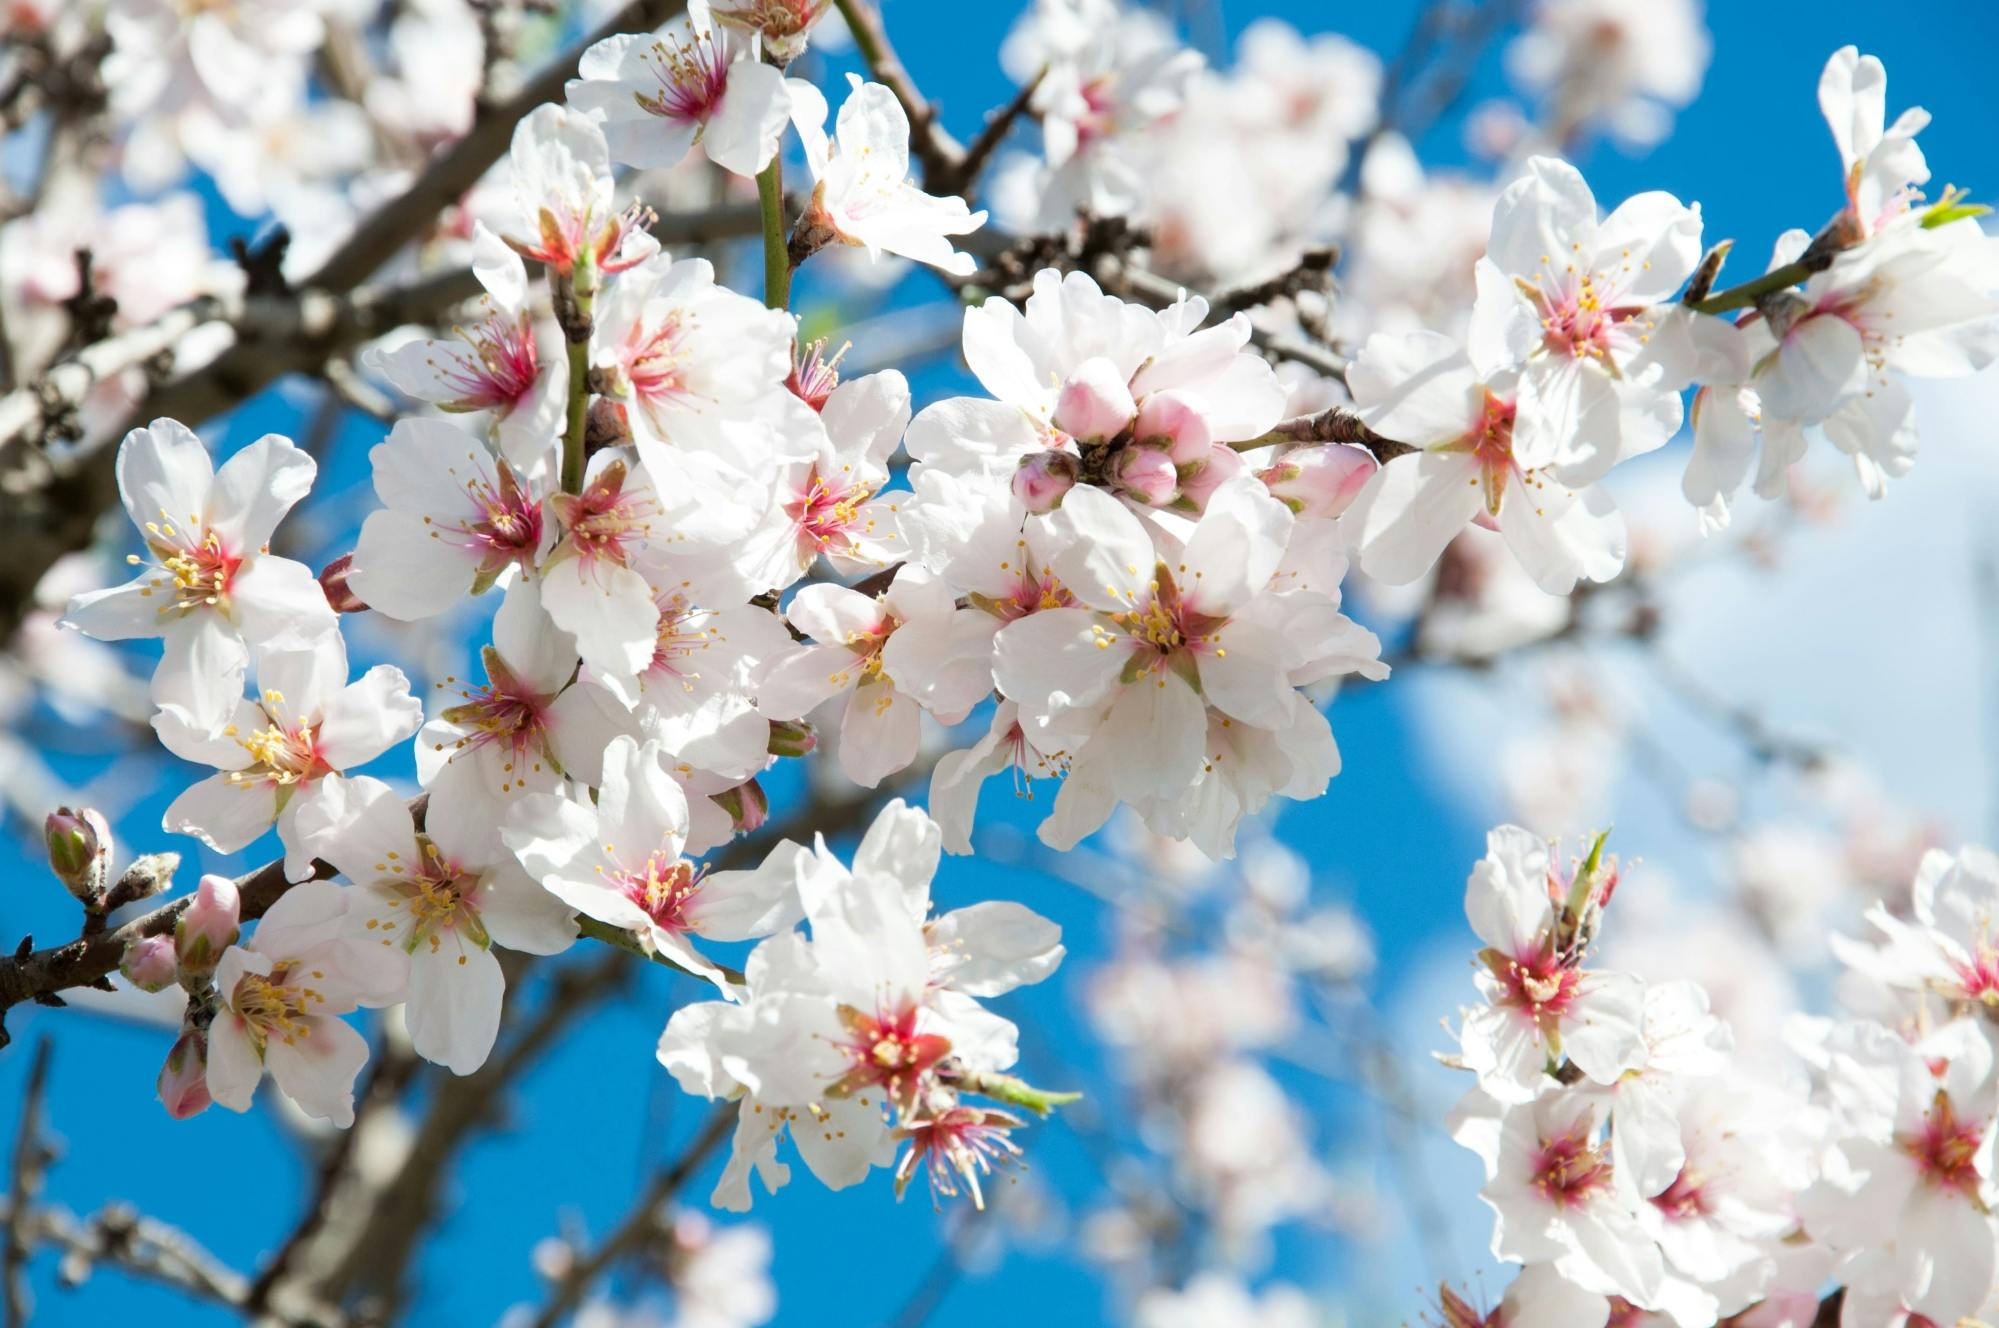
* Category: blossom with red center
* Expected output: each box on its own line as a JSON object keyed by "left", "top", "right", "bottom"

{"left": 500, "top": 105, "right": 652, "bottom": 279}
{"left": 1530, "top": 1120, "right": 1615, "bottom": 1208}
{"left": 435, "top": 646, "right": 558, "bottom": 786}
{"left": 618, "top": 852, "right": 705, "bottom": 934}
{"left": 349, "top": 418, "right": 555, "bottom": 622}
{"left": 893, "top": 1105, "right": 1024, "bottom": 1208}
{"left": 827, "top": 1000, "right": 953, "bottom": 1109}
{"left": 787, "top": 338, "right": 846, "bottom": 412}
{"left": 1901, "top": 1089, "right": 1986, "bottom": 1197}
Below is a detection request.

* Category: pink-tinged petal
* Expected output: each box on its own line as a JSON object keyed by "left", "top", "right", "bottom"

{"left": 1179, "top": 477, "right": 1290, "bottom": 616}
{"left": 1345, "top": 449, "right": 1484, "bottom": 586}
{"left": 756, "top": 642, "right": 865, "bottom": 720}
{"left": 1496, "top": 479, "right": 1625, "bottom": 594}
{"left": 116, "top": 418, "right": 214, "bottom": 540}
{"left": 317, "top": 665, "right": 423, "bottom": 770}
{"left": 163, "top": 772, "right": 278, "bottom": 855}
{"left": 991, "top": 607, "right": 1123, "bottom": 713}
{"left": 1040, "top": 484, "right": 1155, "bottom": 613}
{"left": 204, "top": 1013, "right": 264, "bottom": 1114}
{"left": 836, "top": 678, "right": 920, "bottom": 788}
{"left": 262, "top": 1015, "right": 370, "bottom": 1126}
{"left": 229, "top": 555, "right": 336, "bottom": 647}
{"left": 208, "top": 434, "right": 317, "bottom": 552}
{"left": 348, "top": 510, "right": 481, "bottom": 621}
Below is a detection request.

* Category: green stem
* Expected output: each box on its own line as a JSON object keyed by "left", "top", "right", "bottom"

{"left": 1686, "top": 258, "right": 1817, "bottom": 315}
{"left": 756, "top": 157, "right": 790, "bottom": 311}
{"left": 576, "top": 916, "right": 743, "bottom": 986}
{"left": 559, "top": 267, "right": 596, "bottom": 496}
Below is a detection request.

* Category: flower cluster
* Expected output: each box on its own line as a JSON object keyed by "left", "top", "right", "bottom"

{"left": 1444, "top": 827, "right": 1999, "bottom": 1325}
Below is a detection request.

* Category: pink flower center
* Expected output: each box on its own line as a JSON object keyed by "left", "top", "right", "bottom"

{"left": 620, "top": 311, "right": 694, "bottom": 407}
{"left": 787, "top": 339, "right": 845, "bottom": 411}
{"left": 1901, "top": 1089, "right": 1985, "bottom": 1197}
{"left": 1530, "top": 1125, "right": 1612, "bottom": 1209}
{"left": 225, "top": 689, "right": 329, "bottom": 791}
{"left": 1097, "top": 563, "right": 1224, "bottom": 678}
{"left": 436, "top": 310, "right": 541, "bottom": 412}
{"left": 437, "top": 646, "right": 557, "bottom": 790}
{"left": 131, "top": 521, "right": 243, "bottom": 619}
{"left": 1949, "top": 931, "right": 1999, "bottom": 1005}
{"left": 1649, "top": 1166, "right": 1711, "bottom": 1222}
{"left": 441, "top": 460, "right": 543, "bottom": 580}
{"left": 787, "top": 467, "right": 878, "bottom": 557}
{"left": 618, "top": 850, "right": 703, "bottom": 932}
{"left": 364, "top": 838, "right": 488, "bottom": 957}
{"left": 551, "top": 460, "right": 655, "bottom": 570}
{"left": 635, "top": 32, "right": 729, "bottom": 125}
{"left": 893, "top": 1106, "right": 1024, "bottom": 1209}
{"left": 829, "top": 1001, "right": 952, "bottom": 1108}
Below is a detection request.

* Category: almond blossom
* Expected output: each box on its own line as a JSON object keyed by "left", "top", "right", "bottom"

{"left": 657, "top": 802, "right": 1060, "bottom": 1211}
{"left": 904, "top": 268, "right": 1288, "bottom": 513}
{"left": 206, "top": 880, "right": 405, "bottom": 1127}
{"left": 736, "top": 369, "right": 912, "bottom": 593}
{"left": 567, "top": 1, "right": 792, "bottom": 179}
{"left": 62, "top": 420, "right": 334, "bottom": 713}
{"left": 1341, "top": 329, "right": 1628, "bottom": 594}
{"left": 500, "top": 104, "right": 654, "bottom": 278}
{"left": 1468, "top": 156, "right": 1711, "bottom": 484}
{"left": 415, "top": 579, "right": 602, "bottom": 858}
{"left": 588, "top": 250, "right": 817, "bottom": 479}
{"left": 365, "top": 225, "right": 569, "bottom": 476}
{"left": 504, "top": 735, "right": 805, "bottom": 992}
{"left": 991, "top": 479, "right": 1378, "bottom": 855}
{"left": 1819, "top": 45, "right": 1932, "bottom": 239}
{"left": 754, "top": 565, "right": 994, "bottom": 789}
{"left": 785, "top": 75, "right": 988, "bottom": 277}
{"left": 302, "top": 775, "right": 577, "bottom": 1075}
{"left": 1456, "top": 826, "right": 1645, "bottom": 1101}
{"left": 153, "top": 627, "right": 422, "bottom": 880}
{"left": 346, "top": 417, "right": 554, "bottom": 622}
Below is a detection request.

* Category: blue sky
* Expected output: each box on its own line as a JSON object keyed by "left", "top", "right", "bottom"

{"left": 4, "top": 2, "right": 1999, "bottom": 1325}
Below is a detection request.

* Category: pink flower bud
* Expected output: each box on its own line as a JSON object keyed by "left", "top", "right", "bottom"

{"left": 44, "top": 806, "right": 111, "bottom": 903}
{"left": 1258, "top": 443, "right": 1377, "bottom": 519}
{"left": 120, "top": 936, "right": 179, "bottom": 993}
{"left": 157, "top": 1028, "right": 211, "bottom": 1120}
{"left": 1113, "top": 446, "right": 1179, "bottom": 507}
{"left": 1052, "top": 358, "right": 1136, "bottom": 444}
{"left": 1012, "top": 450, "right": 1079, "bottom": 514}
{"left": 711, "top": 779, "right": 769, "bottom": 835}
{"left": 318, "top": 554, "right": 369, "bottom": 614}
{"left": 174, "top": 874, "right": 240, "bottom": 977}
{"left": 1175, "top": 445, "right": 1244, "bottom": 513}
{"left": 1133, "top": 390, "right": 1213, "bottom": 464}
{"left": 767, "top": 719, "right": 817, "bottom": 758}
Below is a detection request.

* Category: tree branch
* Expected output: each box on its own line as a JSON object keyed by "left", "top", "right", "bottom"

{"left": 830, "top": 0, "right": 965, "bottom": 189}
{"left": 525, "top": 1100, "right": 737, "bottom": 1328}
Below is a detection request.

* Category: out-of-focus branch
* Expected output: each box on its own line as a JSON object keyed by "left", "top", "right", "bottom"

{"left": 525, "top": 1100, "right": 737, "bottom": 1328}
{"left": 2, "top": 1039, "right": 51, "bottom": 1327}
{"left": 304, "top": 951, "right": 633, "bottom": 1316}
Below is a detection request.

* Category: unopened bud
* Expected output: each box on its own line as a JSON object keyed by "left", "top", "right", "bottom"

{"left": 44, "top": 806, "right": 111, "bottom": 903}
{"left": 1113, "top": 445, "right": 1178, "bottom": 507}
{"left": 157, "top": 1028, "right": 211, "bottom": 1120}
{"left": 1133, "top": 390, "right": 1212, "bottom": 464}
{"left": 1011, "top": 450, "right": 1079, "bottom": 514}
{"left": 105, "top": 852, "right": 179, "bottom": 913}
{"left": 1052, "top": 357, "right": 1136, "bottom": 444}
{"left": 175, "top": 874, "right": 240, "bottom": 978}
{"left": 767, "top": 719, "right": 817, "bottom": 758}
{"left": 711, "top": 779, "right": 769, "bottom": 835}
{"left": 1258, "top": 443, "right": 1377, "bottom": 519}
{"left": 585, "top": 396, "right": 632, "bottom": 452}
{"left": 1174, "top": 445, "right": 1243, "bottom": 513}
{"left": 120, "top": 936, "right": 178, "bottom": 993}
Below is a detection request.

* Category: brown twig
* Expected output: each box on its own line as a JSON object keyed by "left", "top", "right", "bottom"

{"left": 526, "top": 1100, "right": 737, "bottom": 1328}
{"left": 2, "top": 1039, "right": 51, "bottom": 1327}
